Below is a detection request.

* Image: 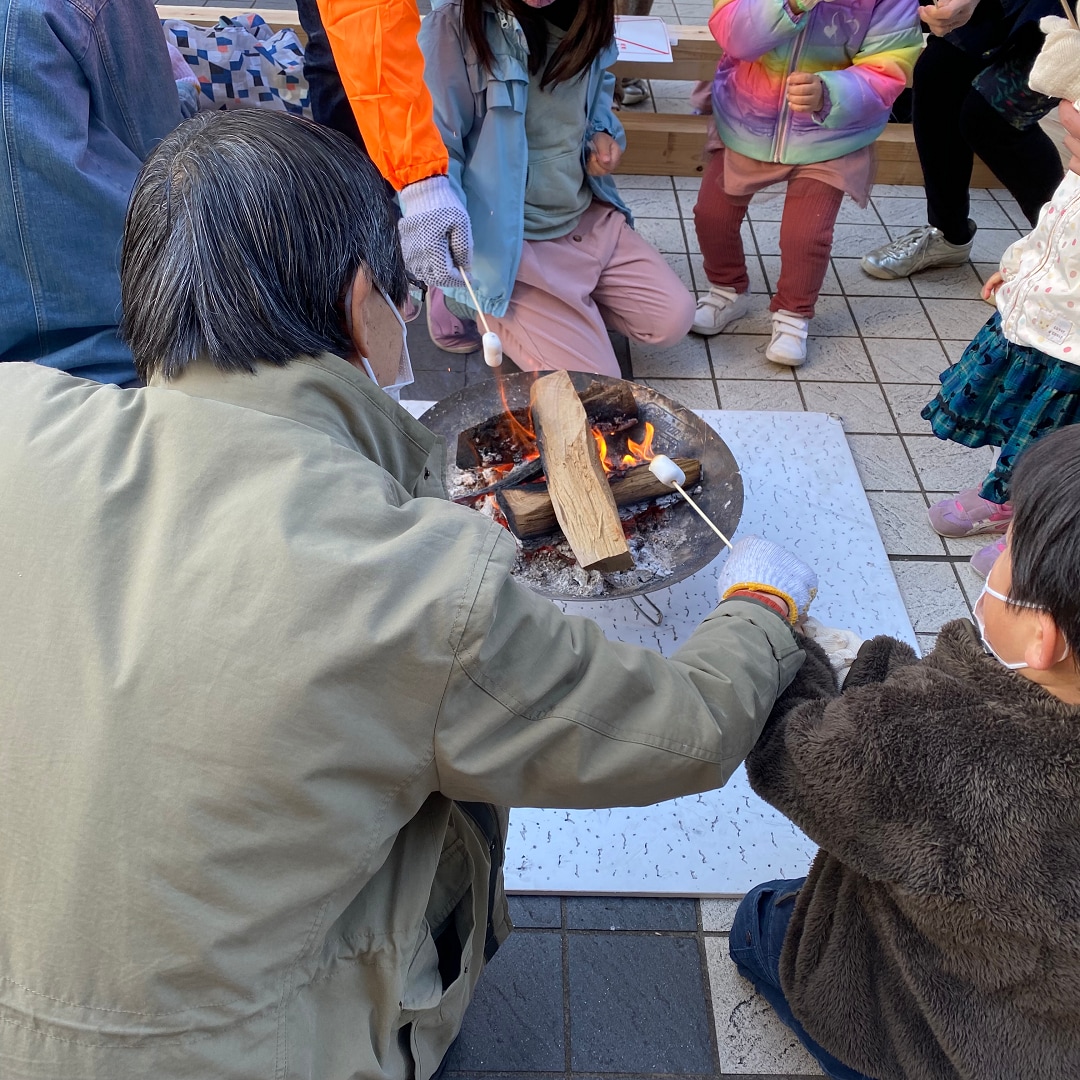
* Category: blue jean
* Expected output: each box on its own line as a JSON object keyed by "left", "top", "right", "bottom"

{"left": 0, "top": 0, "right": 182, "bottom": 383}
{"left": 730, "top": 879, "right": 877, "bottom": 1080}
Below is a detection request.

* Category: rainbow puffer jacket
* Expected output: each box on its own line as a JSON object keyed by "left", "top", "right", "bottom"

{"left": 710, "top": 0, "right": 921, "bottom": 166}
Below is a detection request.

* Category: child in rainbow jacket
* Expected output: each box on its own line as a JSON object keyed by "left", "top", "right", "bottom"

{"left": 691, "top": 0, "right": 921, "bottom": 366}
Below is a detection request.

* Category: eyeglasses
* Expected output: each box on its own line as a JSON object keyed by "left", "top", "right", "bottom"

{"left": 401, "top": 275, "right": 426, "bottom": 324}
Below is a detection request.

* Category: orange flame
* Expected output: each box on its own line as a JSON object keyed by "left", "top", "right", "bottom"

{"left": 495, "top": 371, "right": 539, "bottom": 461}
{"left": 593, "top": 421, "right": 655, "bottom": 474}
{"left": 593, "top": 429, "right": 611, "bottom": 473}
{"left": 623, "top": 422, "right": 656, "bottom": 467}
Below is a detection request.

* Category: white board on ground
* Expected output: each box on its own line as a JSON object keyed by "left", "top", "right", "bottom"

{"left": 401, "top": 406, "right": 914, "bottom": 896}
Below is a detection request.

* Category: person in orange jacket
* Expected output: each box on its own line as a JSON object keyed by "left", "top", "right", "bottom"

{"left": 297, "top": 0, "right": 472, "bottom": 292}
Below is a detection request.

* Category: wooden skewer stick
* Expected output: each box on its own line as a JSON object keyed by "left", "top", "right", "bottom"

{"left": 1060, "top": 0, "right": 1078, "bottom": 30}
{"left": 647, "top": 454, "right": 732, "bottom": 549}
{"left": 456, "top": 265, "right": 503, "bottom": 367}
{"left": 456, "top": 265, "right": 492, "bottom": 334}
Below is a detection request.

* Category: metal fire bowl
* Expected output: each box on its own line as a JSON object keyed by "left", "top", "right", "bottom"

{"left": 419, "top": 372, "right": 743, "bottom": 602}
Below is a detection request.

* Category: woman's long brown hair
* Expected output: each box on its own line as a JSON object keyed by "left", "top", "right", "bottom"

{"left": 460, "top": 0, "right": 616, "bottom": 90}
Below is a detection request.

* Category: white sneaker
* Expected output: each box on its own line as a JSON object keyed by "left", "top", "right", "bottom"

{"left": 691, "top": 286, "right": 751, "bottom": 336}
{"left": 766, "top": 310, "right": 808, "bottom": 366}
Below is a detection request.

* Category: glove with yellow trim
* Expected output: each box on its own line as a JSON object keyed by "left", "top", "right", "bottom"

{"left": 716, "top": 534, "right": 818, "bottom": 624}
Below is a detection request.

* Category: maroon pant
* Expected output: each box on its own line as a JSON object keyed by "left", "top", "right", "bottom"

{"left": 693, "top": 150, "right": 844, "bottom": 319}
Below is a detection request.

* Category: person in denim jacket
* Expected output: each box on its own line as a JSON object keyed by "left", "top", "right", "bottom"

{"left": 0, "top": 0, "right": 183, "bottom": 385}
{"left": 418, "top": 0, "right": 696, "bottom": 376}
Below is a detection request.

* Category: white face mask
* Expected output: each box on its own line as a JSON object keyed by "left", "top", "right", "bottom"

{"left": 973, "top": 581, "right": 1071, "bottom": 671}
{"left": 359, "top": 286, "right": 414, "bottom": 401}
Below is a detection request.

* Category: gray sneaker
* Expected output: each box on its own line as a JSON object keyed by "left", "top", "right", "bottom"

{"left": 860, "top": 220, "right": 975, "bottom": 280}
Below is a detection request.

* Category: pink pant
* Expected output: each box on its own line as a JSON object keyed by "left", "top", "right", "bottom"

{"left": 486, "top": 201, "right": 695, "bottom": 377}
{"left": 693, "top": 151, "right": 843, "bottom": 319}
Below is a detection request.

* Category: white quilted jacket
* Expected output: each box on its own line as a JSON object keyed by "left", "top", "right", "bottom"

{"left": 997, "top": 169, "right": 1080, "bottom": 367}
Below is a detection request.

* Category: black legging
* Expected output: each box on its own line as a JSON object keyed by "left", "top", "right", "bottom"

{"left": 912, "top": 33, "right": 1064, "bottom": 244}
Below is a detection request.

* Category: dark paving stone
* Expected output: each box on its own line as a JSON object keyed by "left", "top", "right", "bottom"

{"left": 446, "top": 1074, "right": 559, "bottom": 1080}
{"left": 447, "top": 1071, "right": 816, "bottom": 1080}
{"left": 401, "top": 366, "right": 467, "bottom": 403}
{"left": 509, "top": 895, "right": 563, "bottom": 929}
{"left": 610, "top": 331, "right": 634, "bottom": 380}
{"left": 445, "top": 931, "right": 565, "bottom": 1073}
{"left": 405, "top": 318, "right": 471, "bottom": 373}
{"left": 565, "top": 897, "right": 697, "bottom": 932}
{"left": 569, "top": 934, "right": 712, "bottom": 1074}
{"left": 465, "top": 350, "right": 522, "bottom": 382}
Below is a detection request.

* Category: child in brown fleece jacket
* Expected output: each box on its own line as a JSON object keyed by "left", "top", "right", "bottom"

{"left": 734, "top": 423, "right": 1080, "bottom": 1080}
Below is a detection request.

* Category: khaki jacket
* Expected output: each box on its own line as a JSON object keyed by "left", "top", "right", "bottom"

{"left": 0, "top": 355, "right": 803, "bottom": 1079}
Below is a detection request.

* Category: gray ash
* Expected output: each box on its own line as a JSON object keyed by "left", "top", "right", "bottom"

{"left": 510, "top": 491, "right": 693, "bottom": 599}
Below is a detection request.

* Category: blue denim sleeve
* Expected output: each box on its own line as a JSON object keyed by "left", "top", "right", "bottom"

{"left": 0, "top": 0, "right": 181, "bottom": 383}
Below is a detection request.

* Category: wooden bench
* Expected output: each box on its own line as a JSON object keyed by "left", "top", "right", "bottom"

{"left": 156, "top": 6, "right": 1000, "bottom": 187}
{"left": 607, "top": 23, "right": 1005, "bottom": 185}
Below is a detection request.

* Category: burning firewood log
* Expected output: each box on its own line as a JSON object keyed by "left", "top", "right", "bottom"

{"left": 455, "top": 379, "right": 640, "bottom": 470}
{"left": 455, "top": 407, "right": 534, "bottom": 469}
{"left": 529, "top": 371, "right": 633, "bottom": 573}
{"left": 497, "top": 458, "right": 702, "bottom": 542}
{"left": 577, "top": 380, "right": 640, "bottom": 433}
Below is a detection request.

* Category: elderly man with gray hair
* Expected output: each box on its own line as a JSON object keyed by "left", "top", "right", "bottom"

{"left": 0, "top": 110, "right": 818, "bottom": 1080}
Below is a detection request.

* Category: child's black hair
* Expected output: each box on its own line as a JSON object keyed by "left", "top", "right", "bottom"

{"left": 462, "top": 0, "right": 616, "bottom": 90}
{"left": 1009, "top": 425, "right": 1080, "bottom": 657}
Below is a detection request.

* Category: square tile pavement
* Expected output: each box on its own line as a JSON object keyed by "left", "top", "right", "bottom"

{"left": 157, "top": 6, "right": 1063, "bottom": 1073}
{"left": 379, "top": 18, "right": 1034, "bottom": 1070}
{"left": 404, "top": 169, "right": 1007, "bottom": 1079}
{"left": 398, "top": 161, "right": 1024, "bottom": 1074}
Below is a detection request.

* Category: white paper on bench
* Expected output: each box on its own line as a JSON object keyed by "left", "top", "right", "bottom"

{"left": 400, "top": 407, "right": 914, "bottom": 896}
{"left": 613, "top": 15, "right": 673, "bottom": 62}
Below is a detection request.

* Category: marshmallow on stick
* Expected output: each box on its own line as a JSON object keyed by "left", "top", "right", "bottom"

{"left": 457, "top": 265, "right": 503, "bottom": 367}
{"left": 482, "top": 331, "right": 503, "bottom": 368}
{"left": 648, "top": 454, "right": 732, "bottom": 549}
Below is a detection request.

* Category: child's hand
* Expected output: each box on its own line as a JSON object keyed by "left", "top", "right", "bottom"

{"left": 921, "top": 0, "right": 980, "bottom": 37}
{"left": 982, "top": 271, "right": 1005, "bottom": 301}
{"left": 587, "top": 133, "right": 622, "bottom": 176}
{"left": 1060, "top": 100, "right": 1080, "bottom": 177}
{"left": 786, "top": 72, "right": 824, "bottom": 114}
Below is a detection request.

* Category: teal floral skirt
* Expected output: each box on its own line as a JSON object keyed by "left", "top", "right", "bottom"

{"left": 922, "top": 311, "right": 1080, "bottom": 503}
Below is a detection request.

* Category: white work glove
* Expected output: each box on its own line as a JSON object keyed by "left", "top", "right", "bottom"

{"left": 801, "top": 617, "right": 865, "bottom": 676}
{"left": 398, "top": 175, "right": 473, "bottom": 289}
{"left": 1029, "top": 17, "right": 1080, "bottom": 103}
{"left": 716, "top": 534, "right": 818, "bottom": 624}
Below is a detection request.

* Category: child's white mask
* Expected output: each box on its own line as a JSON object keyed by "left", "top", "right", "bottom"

{"left": 359, "top": 285, "right": 414, "bottom": 401}
{"left": 973, "top": 581, "right": 1071, "bottom": 671}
